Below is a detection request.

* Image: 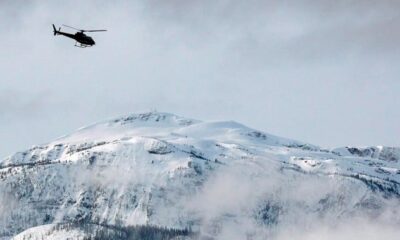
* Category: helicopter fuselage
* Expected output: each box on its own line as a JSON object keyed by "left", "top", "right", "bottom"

{"left": 55, "top": 30, "right": 95, "bottom": 46}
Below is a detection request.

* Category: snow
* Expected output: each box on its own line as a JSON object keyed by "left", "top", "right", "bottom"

{"left": 12, "top": 224, "right": 86, "bottom": 240}
{"left": 1, "top": 112, "right": 399, "bottom": 239}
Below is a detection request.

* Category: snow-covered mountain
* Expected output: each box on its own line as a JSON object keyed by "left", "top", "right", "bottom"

{"left": 1, "top": 112, "right": 399, "bottom": 240}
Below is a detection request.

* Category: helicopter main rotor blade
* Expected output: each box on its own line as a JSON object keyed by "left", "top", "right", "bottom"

{"left": 84, "top": 30, "right": 107, "bottom": 32}
{"left": 62, "top": 24, "right": 82, "bottom": 31}
{"left": 62, "top": 24, "right": 107, "bottom": 33}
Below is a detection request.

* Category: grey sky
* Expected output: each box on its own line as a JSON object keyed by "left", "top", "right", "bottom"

{"left": 0, "top": 0, "right": 399, "bottom": 158}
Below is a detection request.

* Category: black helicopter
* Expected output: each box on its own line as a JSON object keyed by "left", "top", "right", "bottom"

{"left": 52, "top": 24, "right": 106, "bottom": 48}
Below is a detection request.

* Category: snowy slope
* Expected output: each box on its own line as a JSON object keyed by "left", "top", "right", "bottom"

{"left": 1, "top": 112, "right": 399, "bottom": 240}
{"left": 12, "top": 224, "right": 87, "bottom": 240}
{"left": 333, "top": 146, "right": 400, "bottom": 162}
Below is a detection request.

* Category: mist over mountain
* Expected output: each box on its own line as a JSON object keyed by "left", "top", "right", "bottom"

{"left": 1, "top": 112, "right": 399, "bottom": 240}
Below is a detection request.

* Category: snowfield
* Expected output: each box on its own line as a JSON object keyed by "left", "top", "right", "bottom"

{"left": 1, "top": 112, "right": 399, "bottom": 239}
{"left": 13, "top": 224, "right": 86, "bottom": 240}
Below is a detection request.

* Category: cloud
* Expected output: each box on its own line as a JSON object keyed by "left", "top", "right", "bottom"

{"left": 0, "top": 90, "right": 51, "bottom": 119}
{"left": 0, "top": 0, "right": 399, "bottom": 158}
{"left": 274, "top": 218, "right": 400, "bottom": 240}
{"left": 181, "top": 155, "right": 400, "bottom": 239}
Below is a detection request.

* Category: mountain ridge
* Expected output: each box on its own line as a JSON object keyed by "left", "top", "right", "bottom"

{"left": 1, "top": 112, "right": 399, "bottom": 240}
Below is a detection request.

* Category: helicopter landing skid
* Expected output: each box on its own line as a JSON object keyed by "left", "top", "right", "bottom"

{"left": 74, "top": 42, "right": 91, "bottom": 48}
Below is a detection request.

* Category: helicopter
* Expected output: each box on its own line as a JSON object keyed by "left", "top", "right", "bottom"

{"left": 52, "top": 24, "right": 106, "bottom": 48}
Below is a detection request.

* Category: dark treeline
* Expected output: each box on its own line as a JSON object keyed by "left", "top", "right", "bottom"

{"left": 52, "top": 221, "right": 194, "bottom": 240}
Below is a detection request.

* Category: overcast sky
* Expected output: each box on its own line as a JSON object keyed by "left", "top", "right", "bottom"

{"left": 0, "top": 0, "right": 399, "bottom": 158}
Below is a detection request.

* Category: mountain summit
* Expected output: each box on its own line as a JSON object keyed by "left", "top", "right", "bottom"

{"left": 1, "top": 112, "right": 399, "bottom": 239}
